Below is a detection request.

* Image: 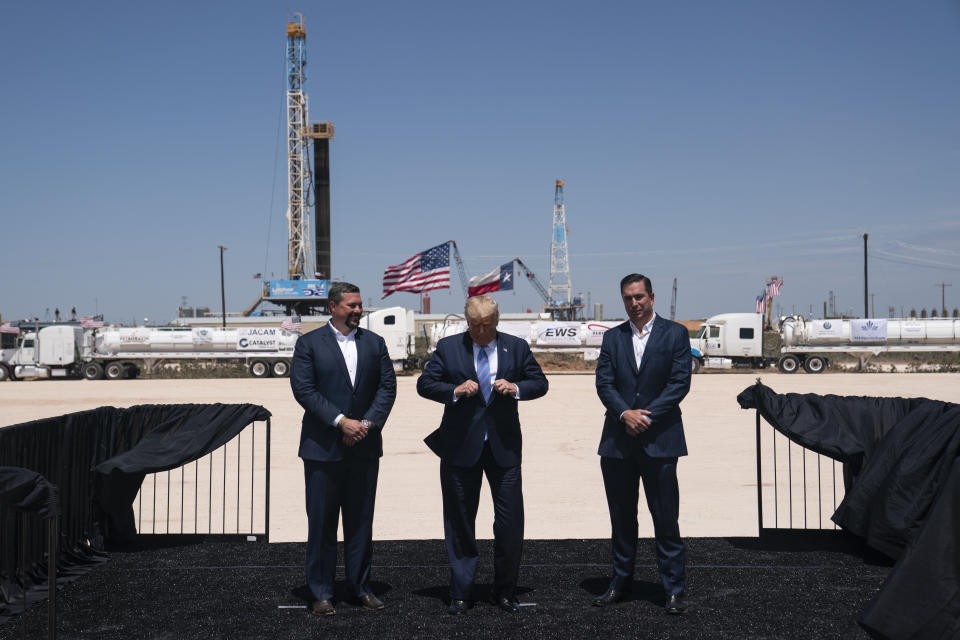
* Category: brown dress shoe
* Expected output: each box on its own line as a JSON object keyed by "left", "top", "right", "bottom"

{"left": 311, "top": 599, "right": 336, "bottom": 616}
{"left": 359, "top": 594, "right": 385, "bottom": 610}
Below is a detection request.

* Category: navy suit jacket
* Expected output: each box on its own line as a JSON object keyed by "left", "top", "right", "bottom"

{"left": 595, "top": 316, "right": 691, "bottom": 459}
{"left": 291, "top": 325, "right": 397, "bottom": 462}
{"left": 417, "top": 331, "right": 548, "bottom": 468}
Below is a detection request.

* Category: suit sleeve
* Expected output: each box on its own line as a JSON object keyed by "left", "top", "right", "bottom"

{"left": 290, "top": 335, "right": 342, "bottom": 428}
{"left": 416, "top": 342, "right": 457, "bottom": 404}
{"left": 363, "top": 335, "right": 397, "bottom": 430}
{"left": 513, "top": 341, "right": 548, "bottom": 401}
{"left": 595, "top": 330, "right": 631, "bottom": 418}
{"left": 644, "top": 323, "right": 692, "bottom": 419}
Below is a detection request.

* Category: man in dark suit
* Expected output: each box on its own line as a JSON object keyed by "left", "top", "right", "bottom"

{"left": 593, "top": 273, "right": 692, "bottom": 614}
{"left": 417, "top": 295, "right": 548, "bottom": 615}
{"left": 290, "top": 282, "right": 397, "bottom": 617}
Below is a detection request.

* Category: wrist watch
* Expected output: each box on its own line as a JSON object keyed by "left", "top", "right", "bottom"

{"left": 360, "top": 419, "right": 373, "bottom": 428}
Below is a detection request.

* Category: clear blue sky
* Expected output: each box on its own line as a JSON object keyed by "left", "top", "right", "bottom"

{"left": 2, "top": 1, "right": 959, "bottom": 324}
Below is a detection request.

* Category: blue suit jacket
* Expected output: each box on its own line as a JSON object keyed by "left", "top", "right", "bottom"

{"left": 417, "top": 331, "right": 548, "bottom": 467}
{"left": 291, "top": 325, "right": 397, "bottom": 462}
{"left": 595, "top": 316, "right": 691, "bottom": 459}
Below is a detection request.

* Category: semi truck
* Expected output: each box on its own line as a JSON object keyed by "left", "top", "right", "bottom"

{"left": 0, "top": 307, "right": 414, "bottom": 381}
{"left": 690, "top": 313, "right": 960, "bottom": 373}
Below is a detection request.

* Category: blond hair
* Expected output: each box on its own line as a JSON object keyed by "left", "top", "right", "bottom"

{"left": 464, "top": 295, "right": 499, "bottom": 320}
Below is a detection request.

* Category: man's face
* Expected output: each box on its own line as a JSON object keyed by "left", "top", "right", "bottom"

{"left": 330, "top": 292, "right": 363, "bottom": 330}
{"left": 466, "top": 312, "right": 498, "bottom": 346}
{"left": 621, "top": 281, "right": 655, "bottom": 325}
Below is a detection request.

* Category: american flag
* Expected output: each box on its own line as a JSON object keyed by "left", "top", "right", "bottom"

{"left": 80, "top": 316, "right": 104, "bottom": 329}
{"left": 382, "top": 242, "right": 451, "bottom": 298}
{"left": 755, "top": 295, "right": 766, "bottom": 314}
{"left": 280, "top": 316, "right": 302, "bottom": 332}
{"left": 0, "top": 322, "right": 19, "bottom": 334}
{"left": 767, "top": 279, "right": 783, "bottom": 296}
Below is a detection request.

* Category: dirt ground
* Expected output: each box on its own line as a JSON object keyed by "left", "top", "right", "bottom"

{"left": 3, "top": 373, "right": 959, "bottom": 542}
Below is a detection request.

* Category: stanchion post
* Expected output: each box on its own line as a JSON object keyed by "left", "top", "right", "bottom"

{"left": 755, "top": 410, "right": 763, "bottom": 535}
{"left": 48, "top": 516, "right": 57, "bottom": 640}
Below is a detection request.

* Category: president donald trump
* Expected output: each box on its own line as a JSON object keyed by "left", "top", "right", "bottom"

{"left": 417, "top": 295, "right": 548, "bottom": 615}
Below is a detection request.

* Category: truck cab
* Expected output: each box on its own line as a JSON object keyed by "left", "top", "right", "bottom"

{"left": 690, "top": 313, "right": 765, "bottom": 371}
{"left": 6, "top": 326, "right": 83, "bottom": 379}
{"left": 361, "top": 306, "right": 415, "bottom": 368}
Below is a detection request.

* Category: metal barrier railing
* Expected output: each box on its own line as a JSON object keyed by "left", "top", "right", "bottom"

{"left": 133, "top": 419, "right": 270, "bottom": 541}
{"left": 755, "top": 411, "right": 844, "bottom": 532}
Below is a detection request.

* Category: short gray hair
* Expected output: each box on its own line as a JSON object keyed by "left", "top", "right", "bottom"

{"left": 464, "top": 295, "right": 498, "bottom": 320}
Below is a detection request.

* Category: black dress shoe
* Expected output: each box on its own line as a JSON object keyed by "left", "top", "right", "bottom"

{"left": 592, "top": 588, "right": 625, "bottom": 607}
{"left": 358, "top": 594, "right": 384, "bottom": 610}
{"left": 448, "top": 599, "right": 470, "bottom": 615}
{"left": 665, "top": 593, "right": 686, "bottom": 615}
{"left": 489, "top": 594, "right": 520, "bottom": 613}
{"left": 311, "top": 599, "right": 336, "bottom": 616}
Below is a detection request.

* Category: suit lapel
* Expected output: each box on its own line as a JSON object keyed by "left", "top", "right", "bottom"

{"left": 461, "top": 333, "right": 479, "bottom": 382}
{"left": 320, "top": 325, "right": 353, "bottom": 386}
{"left": 636, "top": 315, "right": 665, "bottom": 378}
{"left": 353, "top": 328, "right": 367, "bottom": 389}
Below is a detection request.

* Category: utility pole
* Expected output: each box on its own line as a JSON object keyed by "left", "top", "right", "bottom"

{"left": 218, "top": 245, "right": 228, "bottom": 330}
{"left": 935, "top": 282, "right": 952, "bottom": 317}
{"left": 863, "top": 233, "right": 869, "bottom": 318}
{"left": 870, "top": 293, "right": 875, "bottom": 318}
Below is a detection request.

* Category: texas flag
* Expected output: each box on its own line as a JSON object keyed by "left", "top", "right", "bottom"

{"left": 467, "top": 262, "right": 515, "bottom": 297}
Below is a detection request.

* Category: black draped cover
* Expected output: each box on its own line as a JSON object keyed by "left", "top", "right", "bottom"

{"left": 737, "top": 382, "right": 960, "bottom": 640}
{"left": 0, "top": 403, "right": 270, "bottom": 622}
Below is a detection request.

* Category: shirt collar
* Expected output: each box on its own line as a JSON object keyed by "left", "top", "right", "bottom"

{"left": 329, "top": 322, "right": 356, "bottom": 341}
{"left": 630, "top": 313, "right": 656, "bottom": 338}
{"left": 473, "top": 337, "right": 497, "bottom": 354}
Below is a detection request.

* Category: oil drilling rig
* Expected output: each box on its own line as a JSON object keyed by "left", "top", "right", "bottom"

{"left": 251, "top": 15, "right": 334, "bottom": 315}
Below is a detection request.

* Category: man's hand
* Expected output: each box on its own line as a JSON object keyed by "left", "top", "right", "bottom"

{"left": 339, "top": 418, "right": 368, "bottom": 441}
{"left": 493, "top": 379, "right": 518, "bottom": 396}
{"left": 622, "top": 409, "right": 652, "bottom": 437}
{"left": 454, "top": 380, "right": 480, "bottom": 397}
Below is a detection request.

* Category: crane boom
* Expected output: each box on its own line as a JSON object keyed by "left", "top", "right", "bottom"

{"left": 514, "top": 258, "right": 550, "bottom": 303}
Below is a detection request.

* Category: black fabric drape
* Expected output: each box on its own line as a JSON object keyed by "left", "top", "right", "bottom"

{"left": 0, "top": 403, "right": 270, "bottom": 622}
{"left": 0, "top": 467, "right": 59, "bottom": 519}
{"left": 737, "top": 382, "right": 960, "bottom": 640}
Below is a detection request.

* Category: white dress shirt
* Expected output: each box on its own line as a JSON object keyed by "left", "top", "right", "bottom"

{"left": 631, "top": 312, "right": 656, "bottom": 371}
{"left": 620, "top": 313, "right": 656, "bottom": 422}
{"left": 330, "top": 322, "right": 358, "bottom": 428}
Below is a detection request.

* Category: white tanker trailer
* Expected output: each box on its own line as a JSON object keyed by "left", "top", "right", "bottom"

{"left": 691, "top": 313, "right": 960, "bottom": 374}
{"left": 0, "top": 307, "right": 415, "bottom": 381}
{"left": 3, "top": 325, "right": 300, "bottom": 380}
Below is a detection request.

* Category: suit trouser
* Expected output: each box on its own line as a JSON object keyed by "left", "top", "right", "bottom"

{"left": 303, "top": 456, "right": 379, "bottom": 601}
{"left": 440, "top": 443, "right": 524, "bottom": 600}
{"left": 600, "top": 454, "right": 685, "bottom": 596}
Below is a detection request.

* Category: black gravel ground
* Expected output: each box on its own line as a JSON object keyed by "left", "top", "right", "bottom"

{"left": 1, "top": 534, "right": 892, "bottom": 639}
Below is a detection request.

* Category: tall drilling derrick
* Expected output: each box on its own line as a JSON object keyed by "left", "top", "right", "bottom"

{"left": 285, "top": 16, "right": 312, "bottom": 280}
{"left": 548, "top": 180, "right": 571, "bottom": 307}
{"left": 545, "top": 180, "right": 582, "bottom": 320}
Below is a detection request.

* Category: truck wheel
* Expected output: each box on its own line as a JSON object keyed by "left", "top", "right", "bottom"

{"left": 104, "top": 362, "right": 125, "bottom": 380}
{"left": 804, "top": 356, "right": 826, "bottom": 374}
{"left": 249, "top": 360, "right": 270, "bottom": 378}
{"left": 777, "top": 355, "right": 800, "bottom": 374}
{"left": 0, "top": 365, "right": 9, "bottom": 382}
{"left": 271, "top": 360, "right": 290, "bottom": 377}
{"left": 690, "top": 357, "right": 701, "bottom": 374}
{"left": 82, "top": 362, "right": 104, "bottom": 380}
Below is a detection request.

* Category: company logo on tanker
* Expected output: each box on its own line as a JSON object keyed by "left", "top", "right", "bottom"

{"left": 823, "top": 321, "right": 832, "bottom": 330}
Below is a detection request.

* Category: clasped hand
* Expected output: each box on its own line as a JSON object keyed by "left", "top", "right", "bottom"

{"left": 454, "top": 379, "right": 518, "bottom": 397}
{"left": 622, "top": 409, "right": 652, "bottom": 437}
{"left": 340, "top": 418, "right": 368, "bottom": 447}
